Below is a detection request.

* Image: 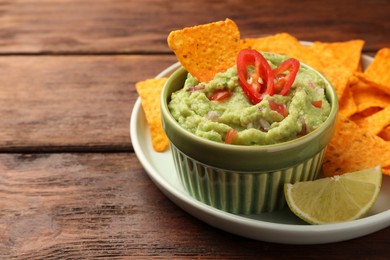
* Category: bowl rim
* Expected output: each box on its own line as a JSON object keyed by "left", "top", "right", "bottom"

{"left": 161, "top": 60, "right": 338, "bottom": 153}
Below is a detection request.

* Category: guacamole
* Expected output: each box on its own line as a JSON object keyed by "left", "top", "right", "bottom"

{"left": 168, "top": 53, "right": 331, "bottom": 145}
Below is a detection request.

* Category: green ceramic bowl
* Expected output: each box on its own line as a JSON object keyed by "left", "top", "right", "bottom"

{"left": 161, "top": 63, "right": 338, "bottom": 214}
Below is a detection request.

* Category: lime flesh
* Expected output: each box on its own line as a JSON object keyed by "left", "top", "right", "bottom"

{"left": 284, "top": 166, "right": 382, "bottom": 224}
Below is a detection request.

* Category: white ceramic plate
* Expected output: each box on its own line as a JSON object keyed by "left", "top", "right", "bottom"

{"left": 130, "top": 55, "right": 390, "bottom": 244}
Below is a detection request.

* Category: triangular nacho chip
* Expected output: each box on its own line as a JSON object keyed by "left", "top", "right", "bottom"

{"left": 349, "top": 73, "right": 390, "bottom": 113}
{"left": 323, "top": 116, "right": 390, "bottom": 177}
{"left": 167, "top": 19, "right": 240, "bottom": 82}
{"left": 338, "top": 86, "right": 357, "bottom": 117}
{"left": 378, "top": 125, "right": 390, "bottom": 141}
{"left": 364, "top": 48, "right": 390, "bottom": 87}
{"left": 135, "top": 78, "right": 169, "bottom": 152}
{"left": 308, "top": 40, "right": 364, "bottom": 101}
{"left": 240, "top": 33, "right": 303, "bottom": 57}
{"left": 352, "top": 106, "right": 390, "bottom": 136}
{"left": 354, "top": 71, "right": 390, "bottom": 95}
{"left": 309, "top": 40, "right": 364, "bottom": 72}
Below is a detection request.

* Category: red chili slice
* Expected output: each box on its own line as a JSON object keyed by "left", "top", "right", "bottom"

{"left": 237, "top": 49, "right": 274, "bottom": 104}
{"left": 272, "top": 58, "right": 300, "bottom": 96}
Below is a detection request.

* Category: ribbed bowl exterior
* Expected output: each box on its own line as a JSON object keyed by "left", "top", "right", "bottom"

{"left": 171, "top": 143, "right": 325, "bottom": 214}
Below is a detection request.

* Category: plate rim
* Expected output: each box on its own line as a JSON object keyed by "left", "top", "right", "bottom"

{"left": 130, "top": 53, "right": 390, "bottom": 244}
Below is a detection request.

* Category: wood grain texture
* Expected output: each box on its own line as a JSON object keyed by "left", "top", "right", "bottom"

{"left": 0, "top": 153, "right": 388, "bottom": 259}
{"left": 0, "top": 0, "right": 389, "bottom": 258}
{"left": 0, "top": 0, "right": 388, "bottom": 54}
{"left": 0, "top": 55, "right": 176, "bottom": 152}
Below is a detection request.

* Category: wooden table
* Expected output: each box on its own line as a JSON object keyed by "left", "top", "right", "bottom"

{"left": 1, "top": 0, "right": 389, "bottom": 258}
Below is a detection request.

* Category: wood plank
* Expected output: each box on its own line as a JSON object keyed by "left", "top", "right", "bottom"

{"left": 0, "top": 55, "right": 177, "bottom": 152}
{"left": 0, "top": 153, "right": 388, "bottom": 258}
{"left": 0, "top": 0, "right": 388, "bottom": 54}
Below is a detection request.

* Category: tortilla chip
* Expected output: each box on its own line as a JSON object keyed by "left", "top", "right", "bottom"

{"left": 167, "top": 19, "right": 240, "bottom": 83}
{"left": 323, "top": 116, "right": 390, "bottom": 177}
{"left": 349, "top": 73, "right": 390, "bottom": 113}
{"left": 351, "top": 106, "right": 390, "bottom": 136}
{"left": 338, "top": 85, "right": 357, "bottom": 117}
{"left": 135, "top": 78, "right": 169, "bottom": 152}
{"left": 350, "top": 107, "right": 383, "bottom": 120}
{"left": 364, "top": 48, "right": 390, "bottom": 87}
{"left": 240, "top": 33, "right": 303, "bottom": 57}
{"left": 308, "top": 40, "right": 364, "bottom": 101}
{"left": 310, "top": 40, "right": 364, "bottom": 72}
{"left": 378, "top": 125, "right": 390, "bottom": 141}
{"left": 354, "top": 71, "right": 390, "bottom": 95}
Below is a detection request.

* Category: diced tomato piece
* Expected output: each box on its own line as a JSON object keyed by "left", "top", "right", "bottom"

{"left": 268, "top": 100, "right": 288, "bottom": 118}
{"left": 311, "top": 100, "right": 322, "bottom": 108}
{"left": 209, "top": 89, "right": 232, "bottom": 101}
{"left": 224, "top": 129, "right": 237, "bottom": 144}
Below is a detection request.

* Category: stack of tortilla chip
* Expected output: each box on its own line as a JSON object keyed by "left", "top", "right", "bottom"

{"left": 135, "top": 19, "right": 389, "bottom": 177}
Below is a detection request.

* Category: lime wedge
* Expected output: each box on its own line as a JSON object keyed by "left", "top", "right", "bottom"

{"left": 284, "top": 166, "right": 382, "bottom": 224}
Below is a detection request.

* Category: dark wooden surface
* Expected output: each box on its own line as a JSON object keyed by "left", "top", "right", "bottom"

{"left": 0, "top": 0, "right": 389, "bottom": 258}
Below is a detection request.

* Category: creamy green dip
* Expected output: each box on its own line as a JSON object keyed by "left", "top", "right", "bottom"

{"left": 168, "top": 53, "right": 331, "bottom": 145}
